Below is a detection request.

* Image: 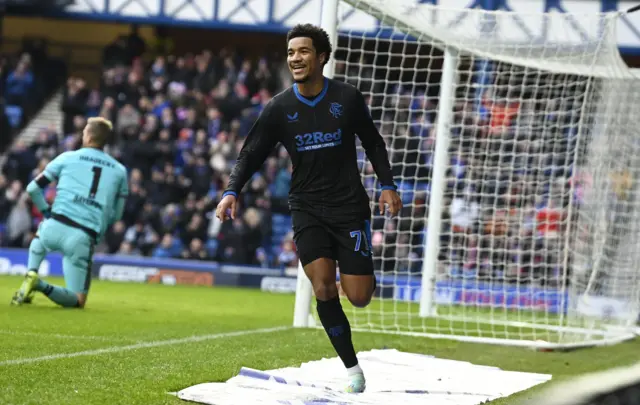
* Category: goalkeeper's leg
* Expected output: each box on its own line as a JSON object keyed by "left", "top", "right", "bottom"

{"left": 11, "top": 229, "right": 49, "bottom": 305}
{"left": 34, "top": 253, "right": 90, "bottom": 308}
{"left": 13, "top": 221, "right": 92, "bottom": 308}
{"left": 37, "top": 228, "right": 94, "bottom": 308}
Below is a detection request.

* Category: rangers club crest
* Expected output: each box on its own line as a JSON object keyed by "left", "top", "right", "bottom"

{"left": 329, "top": 102, "right": 343, "bottom": 118}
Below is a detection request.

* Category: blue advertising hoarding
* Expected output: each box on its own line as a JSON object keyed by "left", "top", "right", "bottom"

{"left": 387, "top": 275, "right": 568, "bottom": 314}
{"left": 0, "top": 248, "right": 63, "bottom": 277}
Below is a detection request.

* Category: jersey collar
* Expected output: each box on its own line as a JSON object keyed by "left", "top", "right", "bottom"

{"left": 293, "top": 77, "right": 329, "bottom": 107}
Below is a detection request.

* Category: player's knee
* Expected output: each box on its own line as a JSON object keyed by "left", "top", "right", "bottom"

{"left": 29, "top": 237, "right": 45, "bottom": 253}
{"left": 347, "top": 293, "right": 372, "bottom": 308}
{"left": 339, "top": 274, "right": 375, "bottom": 308}
{"left": 313, "top": 282, "right": 339, "bottom": 301}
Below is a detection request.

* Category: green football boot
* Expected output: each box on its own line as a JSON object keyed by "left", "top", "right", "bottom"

{"left": 11, "top": 271, "right": 39, "bottom": 306}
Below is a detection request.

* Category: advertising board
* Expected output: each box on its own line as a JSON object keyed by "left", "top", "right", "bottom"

{"left": 92, "top": 255, "right": 284, "bottom": 289}
{"left": 0, "top": 249, "right": 63, "bottom": 277}
{"left": 260, "top": 276, "right": 297, "bottom": 294}
{"left": 387, "top": 276, "right": 569, "bottom": 314}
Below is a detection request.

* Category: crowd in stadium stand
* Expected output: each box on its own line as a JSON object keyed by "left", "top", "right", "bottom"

{"left": 0, "top": 33, "right": 594, "bottom": 284}
{"left": 335, "top": 59, "right": 585, "bottom": 286}
{"left": 0, "top": 52, "right": 36, "bottom": 151}
{"left": 1, "top": 40, "right": 67, "bottom": 150}
{"left": 0, "top": 36, "right": 305, "bottom": 268}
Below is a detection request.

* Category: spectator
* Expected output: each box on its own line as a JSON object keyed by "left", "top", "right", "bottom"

{"left": 181, "top": 238, "right": 209, "bottom": 261}
{"left": 102, "top": 37, "right": 130, "bottom": 69}
{"left": 152, "top": 233, "right": 181, "bottom": 258}
{"left": 0, "top": 175, "right": 13, "bottom": 224}
{"left": 276, "top": 235, "right": 298, "bottom": 268}
{"left": 124, "top": 220, "right": 158, "bottom": 256}
{"left": 61, "top": 78, "right": 89, "bottom": 135}
{"left": 117, "top": 241, "right": 142, "bottom": 256}
{"left": 4, "top": 141, "right": 37, "bottom": 186}
{"left": 104, "top": 221, "right": 127, "bottom": 254}
{"left": 217, "top": 217, "right": 251, "bottom": 263}
{"left": 125, "top": 25, "right": 147, "bottom": 61}
{"left": 6, "top": 191, "right": 31, "bottom": 248}
{"left": 449, "top": 188, "right": 480, "bottom": 268}
{"left": 181, "top": 213, "right": 207, "bottom": 246}
{"left": 116, "top": 103, "right": 141, "bottom": 136}
{"left": 5, "top": 61, "right": 34, "bottom": 108}
{"left": 0, "top": 107, "right": 10, "bottom": 151}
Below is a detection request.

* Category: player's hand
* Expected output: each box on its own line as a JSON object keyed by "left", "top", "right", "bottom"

{"left": 215, "top": 194, "right": 237, "bottom": 222}
{"left": 379, "top": 189, "right": 402, "bottom": 216}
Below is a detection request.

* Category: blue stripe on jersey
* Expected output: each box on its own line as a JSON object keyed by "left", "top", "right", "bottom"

{"left": 293, "top": 77, "right": 329, "bottom": 107}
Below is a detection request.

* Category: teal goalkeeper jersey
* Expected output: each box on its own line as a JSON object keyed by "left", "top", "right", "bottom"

{"left": 43, "top": 148, "right": 129, "bottom": 237}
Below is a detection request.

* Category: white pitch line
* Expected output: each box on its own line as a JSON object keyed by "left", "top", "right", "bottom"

{"left": 0, "top": 330, "right": 134, "bottom": 342}
{"left": 0, "top": 326, "right": 290, "bottom": 366}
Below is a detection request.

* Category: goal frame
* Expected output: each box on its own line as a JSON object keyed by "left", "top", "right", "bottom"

{"left": 291, "top": 0, "right": 640, "bottom": 349}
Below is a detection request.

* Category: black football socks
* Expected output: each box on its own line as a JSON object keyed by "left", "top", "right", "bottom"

{"left": 316, "top": 295, "right": 359, "bottom": 369}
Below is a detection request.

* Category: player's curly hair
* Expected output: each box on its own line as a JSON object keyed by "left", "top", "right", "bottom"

{"left": 286, "top": 24, "right": 333, "bottom": 66}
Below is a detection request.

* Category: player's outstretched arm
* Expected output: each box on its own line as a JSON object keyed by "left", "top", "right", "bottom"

{"left": 216, "top": 101, "right": 280, "bottom": 222}
{"left": 352, "top": 90, "right": 402, "bottom": 216}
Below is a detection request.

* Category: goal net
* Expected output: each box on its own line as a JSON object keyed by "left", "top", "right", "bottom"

{"left": 292, "top": 0, "right": 640, "bottom": 349}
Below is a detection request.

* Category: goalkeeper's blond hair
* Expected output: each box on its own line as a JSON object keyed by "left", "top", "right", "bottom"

{"left": 86, "top": 117, "right": 113, "bottom": 148}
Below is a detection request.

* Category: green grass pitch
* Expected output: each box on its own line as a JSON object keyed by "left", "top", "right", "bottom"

{"left": 1, "top": 275, "right": 639, "bottom": 405}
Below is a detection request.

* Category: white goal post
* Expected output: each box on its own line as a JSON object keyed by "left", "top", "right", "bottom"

{"left": 293, "top": 0, "right": 640, "bottom": 349}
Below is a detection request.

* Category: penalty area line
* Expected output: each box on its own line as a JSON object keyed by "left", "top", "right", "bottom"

{"left": 0, "top": 326, "right": 290, "bottom": 366}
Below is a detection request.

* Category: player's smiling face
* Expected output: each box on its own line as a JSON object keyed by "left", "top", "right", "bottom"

{"left": 287, "top": 37, "right": 323, "bottom": 83}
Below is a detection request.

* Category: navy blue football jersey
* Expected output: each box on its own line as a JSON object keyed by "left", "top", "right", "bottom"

{"left": 225, "top": 78, "right": 396, "bottom": 224}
